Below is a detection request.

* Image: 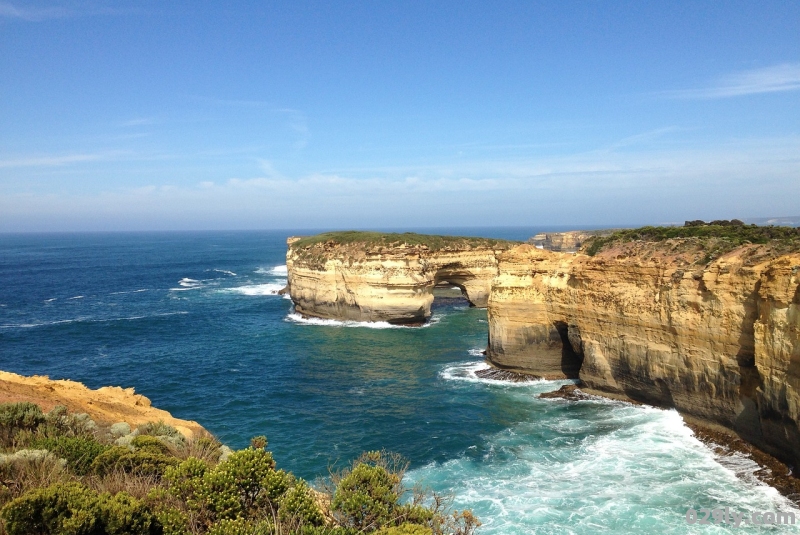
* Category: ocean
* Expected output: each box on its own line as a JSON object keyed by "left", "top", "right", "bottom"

{"left": 1, "top": 229, "right": 797, "bottom": 534}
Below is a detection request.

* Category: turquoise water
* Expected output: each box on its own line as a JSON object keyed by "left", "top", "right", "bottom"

{"left": 1, "top": 230, "right": 797, "bottom": 533}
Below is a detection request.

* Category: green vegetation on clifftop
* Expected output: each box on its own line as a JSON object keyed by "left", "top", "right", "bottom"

{"left": 0, "top": 403, "right": 478, "bottom": 535}
{"left": 584, "top": 222, "right": 800, "bottom": 258}
{"left": 290, "top": 231, "right": 520, "bottom": 251}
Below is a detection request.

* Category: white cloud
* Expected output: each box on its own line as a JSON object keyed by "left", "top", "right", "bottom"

{"left": 0, "top": 152, "right": 113, "bottom": 168}
{"left": 1, "top": 136, "right": 798, "bottom": 231}
{"left": 661, "top": 63, "right": 800, "bottom": 99}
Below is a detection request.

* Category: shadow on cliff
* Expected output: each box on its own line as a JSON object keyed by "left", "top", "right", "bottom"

{"left": 554, "top": 321, "right": 583, "bottom": 379}
{"left": 734, "top": 281, "right": 765, "bottom": 446}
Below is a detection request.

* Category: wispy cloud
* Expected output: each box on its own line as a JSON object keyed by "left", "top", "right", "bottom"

{"left": 0, "top": 151, "right": 125, "bottom": 168}
{"left": 2, "top": 136, "right": 798, "bottom": 231}
{"left": 605, "top": 127, "right": 681, "bottom": 151}
{"left": 0, "top": 2, "right": 133, "bottom": 22}
{"left": 119, "top": 117, "right": 156, "bottom": 127}
{"left": 661, "top": 63, "right": 800, "bottom": 99}
{"left": 0, "top": 2, "right": 70, "bottom": 21}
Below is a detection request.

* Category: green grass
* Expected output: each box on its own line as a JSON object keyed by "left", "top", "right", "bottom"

{"left": 290, "top": 231, "right": 520, "bottom": 251}
{"left": 584, "top": 224, "right": 800, "bottom": 256}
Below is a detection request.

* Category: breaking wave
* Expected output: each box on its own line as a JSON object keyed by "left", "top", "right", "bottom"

{"left": 285, "top": 312, "right": 440, "bottom": 329}
{"left": 224, "top": 283, "right": 286, "bottom": 296}
{"left": 256, "top": 265, "right": 288, "bottom": 276}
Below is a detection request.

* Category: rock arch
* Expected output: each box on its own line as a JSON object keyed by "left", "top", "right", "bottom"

{"left": 287, "top": 244, "right": 502, "bottom": 325}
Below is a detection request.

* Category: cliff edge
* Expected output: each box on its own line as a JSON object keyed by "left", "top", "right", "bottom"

{"left": 489, "top": 226, "right": 800, "bottom": 467}
{"left": 0, "top": 370, "right": 206, "bottom": 439}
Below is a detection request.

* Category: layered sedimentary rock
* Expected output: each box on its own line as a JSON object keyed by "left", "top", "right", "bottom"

{"left": 0, "top": 371, "right": 206, "bottom": 439}
{"left": 285, "top": 230, "right": 800, "bottom": 464}
{"left": 487, "top": 242, "right": 800, "bottom": 465}
{"left": 286, "top": 234, "right": 515, "bottom": 324}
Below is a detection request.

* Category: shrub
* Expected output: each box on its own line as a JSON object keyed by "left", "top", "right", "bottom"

{"left": 0, "top": 482, "right": 161, "bottom": 535}
{"left": 144, "top": 487, "right": 190, "bottom": 535}
{"left": 212, "top": 447, "right": 276, "bottom": 513}
{"left": 165, "top": 449, "right": 276, "bottom": 523}
{"left": 376, "top": 524, "right": 433, "bottom": 535}
{"left": 91, "top": 446, "right": 178, "bottom": 479}
{"left": 30, "top": 435, "right": 109, "bottom": 475}
{"left": 164, "top": 446, "right": 290, "bottom": 526}
{"left": 250, "top": 436, "right": 267, "bottom": 450}
{"left": 154, "top": 506, "right": 189, "bottom": 535}
{"left": 258, "top": 468, "right": 295, "bottom": 510}
{"left": 207, "top": 517, "right": 273, "bottom": 535}
{"left": 136, "top": 421, "right": 184, "bottom": 446}
{"left": 131, "top": 435, "right": 173, "bottom": 456}
{"left": 0, "top": 402, "right": 45, "bottom": 446}
{"left": 278, "top": 479, "right": 325, "bottom": 528}
{"left": 0, "top": 482, "right": 101, "bottom": 535}
{"left": 332, "top": 462, "right": 400, "bottom": 530}
{"left": 99, "top": 490, "right": 162, "bottom": 535}
{"left": 298, "top": 528, "right": 358, "bottom": 535}
{"left": 41, "top": 405, "right": 98, "bottom": 438}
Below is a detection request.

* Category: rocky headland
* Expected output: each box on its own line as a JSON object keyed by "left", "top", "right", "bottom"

{"left": 0, "top": 370, "right": 205, "bottom": 439}
{"left": 286, "top": 225, "right": 800, "bottom": 473}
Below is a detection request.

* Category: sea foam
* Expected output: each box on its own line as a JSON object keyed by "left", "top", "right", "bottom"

{"left": 256, "top": 265, "right": 288, "bottom": 276}
{"left": 225, "top": 283, "right": 286, "bottom": 296}
{"left": 286, "top": 312, "right": 440, "bottom": 329}
{"left": 439, "top": 359, "right": 558, "bottom": 388}
{"left": 408, "top": 406, "right": 799, "bottom": 535}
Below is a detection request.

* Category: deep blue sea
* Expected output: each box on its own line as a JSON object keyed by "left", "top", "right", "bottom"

{"left": 1, "top": 229, "right": 797, "bottom": 533}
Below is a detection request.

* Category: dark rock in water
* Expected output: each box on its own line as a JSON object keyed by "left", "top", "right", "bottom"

{"left": 277, "top": 285, "right": 289, "bottom": 295}
{"left": 539, "top": 384, "right": 592, "bottom": 401}
{"left": 475, "top": 368, "right": 536, "bottom": 383}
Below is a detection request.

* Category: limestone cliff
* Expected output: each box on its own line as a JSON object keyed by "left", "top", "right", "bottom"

{"left": 487, "top": 240, "right": 800, "bottom": 465}
{"left": 286, "top": 232, "right": 517, "bottom": 324}
{"left": 285, "top": 229, "right": 800, "bottom": 466}
{"left": 0, "top": 371, "right": 206, "bottom": 439}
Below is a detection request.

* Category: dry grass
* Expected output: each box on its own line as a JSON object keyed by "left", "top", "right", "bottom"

{"left": 0, "top": 451, "right": 70, "bottom": 506}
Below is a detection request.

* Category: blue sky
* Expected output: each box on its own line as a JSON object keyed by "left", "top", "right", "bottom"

{"left": 1, "top": 1, "right": 798, "bottom": 231}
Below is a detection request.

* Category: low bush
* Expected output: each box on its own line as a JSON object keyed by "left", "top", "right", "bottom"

{"left": 91, "top": 446, "right": 179, "bottom": 479}
{"left": 376, "top": 524, "right": 433, "bottom": 535}
{"left": 0, "top": 482, "right": 161, "bottom": 535}
{"left": 332, "top": 462, "right": 400, "bottom": 531}
{"left": 30, "top": 435, "right": 109, "bottom": 475}
{"left": 0, "top": 404, "right": 480, "bottom": 535}
{"left": 278, "top": 480, "right": 325, "bottom": 528}
{"left": 0, "top": 402, "right": 45, "bottom": 446}
{"left": 131, "top": 435, "right": 173, "bottom": 456}
{"left": 207, "top": 517, "right": 273, "bottom": 535}
{"left": 40, "top": 405, "right": 98, "bottom": 438}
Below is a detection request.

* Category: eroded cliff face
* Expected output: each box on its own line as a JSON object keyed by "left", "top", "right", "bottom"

{"left": 487, "top": 242, "right": 800, "bottom": 464}
{"left": 286, "top": 237, "right": 510, "bottom": 324}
